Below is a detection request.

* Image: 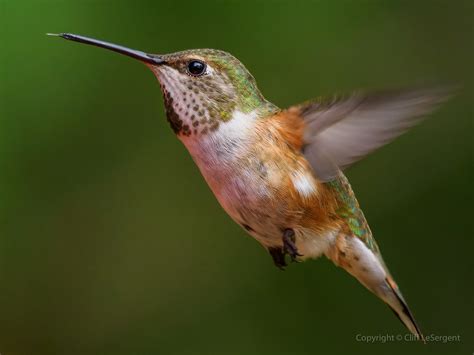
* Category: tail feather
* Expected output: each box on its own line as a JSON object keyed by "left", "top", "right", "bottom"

{"left": 327, "top": 234, "right": 424, "bottom": 341}
{"left": 385, "top": 277, "right": 425, "bottom": 343}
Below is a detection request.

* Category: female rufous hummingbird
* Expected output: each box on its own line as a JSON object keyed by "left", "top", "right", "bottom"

{"left": 49, "top": 33, "right": 451, "bottom": 341}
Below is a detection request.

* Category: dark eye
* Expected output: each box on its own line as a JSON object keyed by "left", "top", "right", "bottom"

{"left": 187, "top": 60, "right": 206, "bottom": 76}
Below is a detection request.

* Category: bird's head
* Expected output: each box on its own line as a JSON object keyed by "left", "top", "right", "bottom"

{"left": 50, "top": 34, "right": 278, "bottom": 137}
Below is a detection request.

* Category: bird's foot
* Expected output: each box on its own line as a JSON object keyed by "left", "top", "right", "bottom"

{"left": 269, "top": 247, "right": 287, "bottom": 270}
{"left": 268, "top": 228, "right": 303, "bottom": 270}
{"left": 283, "top": 228, "right": 303, "bottom": 262}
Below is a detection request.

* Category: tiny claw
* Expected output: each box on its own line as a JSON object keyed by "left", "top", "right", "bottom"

{"left": 283, "top": 228, "right": 303, "bottom": 261}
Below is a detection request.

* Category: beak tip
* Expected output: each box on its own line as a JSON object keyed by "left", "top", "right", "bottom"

{"left": 46, "top": 33, "right": 77, "bottom": 41}
{"left": 46, "top": 33, "right": 71, "bottom": 40}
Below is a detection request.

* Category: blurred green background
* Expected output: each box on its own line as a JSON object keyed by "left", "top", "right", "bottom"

{"left": 0, "top": 0, "right": 472, "bottom": 354}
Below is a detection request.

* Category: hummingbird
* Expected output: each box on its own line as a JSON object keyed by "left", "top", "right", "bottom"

{"left": 49, "top": 33, "right": 451, "bottom": 341}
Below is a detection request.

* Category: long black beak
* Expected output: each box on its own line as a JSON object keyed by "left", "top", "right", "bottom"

{"left": 47, "top": 33, "right": 165, "bottom": 65}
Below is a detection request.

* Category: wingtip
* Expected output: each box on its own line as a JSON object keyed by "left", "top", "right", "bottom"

{"left": 422, "top": 84, "right": 460, "bottom": 102}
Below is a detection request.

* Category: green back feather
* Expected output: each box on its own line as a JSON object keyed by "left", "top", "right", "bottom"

{"left": 326, "top": 174, "right": 380, "bottom": 254}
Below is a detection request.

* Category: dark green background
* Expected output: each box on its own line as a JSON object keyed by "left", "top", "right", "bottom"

{"left": 1, "top": 1, "right": 472, "bottom": 354}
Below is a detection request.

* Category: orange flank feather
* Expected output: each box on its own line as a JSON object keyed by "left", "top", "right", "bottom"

{"left": 243, "top": 108, "right": 342, "bottom": 250}
{"left": 270, "top": 107, "right": 306, "bottom": 151}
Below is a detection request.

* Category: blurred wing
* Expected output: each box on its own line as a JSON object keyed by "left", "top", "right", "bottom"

{"left": 298, "top": 87, "right": 452, "bottom": 181}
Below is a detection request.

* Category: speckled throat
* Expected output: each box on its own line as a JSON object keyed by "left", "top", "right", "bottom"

{"left": 158, "top": 71, "right": 238, "bottom": 136}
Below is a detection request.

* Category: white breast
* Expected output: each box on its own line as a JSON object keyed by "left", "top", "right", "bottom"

{"left": 179, "top": 110, "right": 260, "bottom": 217}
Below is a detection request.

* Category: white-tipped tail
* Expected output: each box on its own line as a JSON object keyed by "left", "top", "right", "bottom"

{"left": 383, "top": 277, "right": 424, "bottom": 342}
{"left": 327, "top": 234, "right": 424, "bottom": 341}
